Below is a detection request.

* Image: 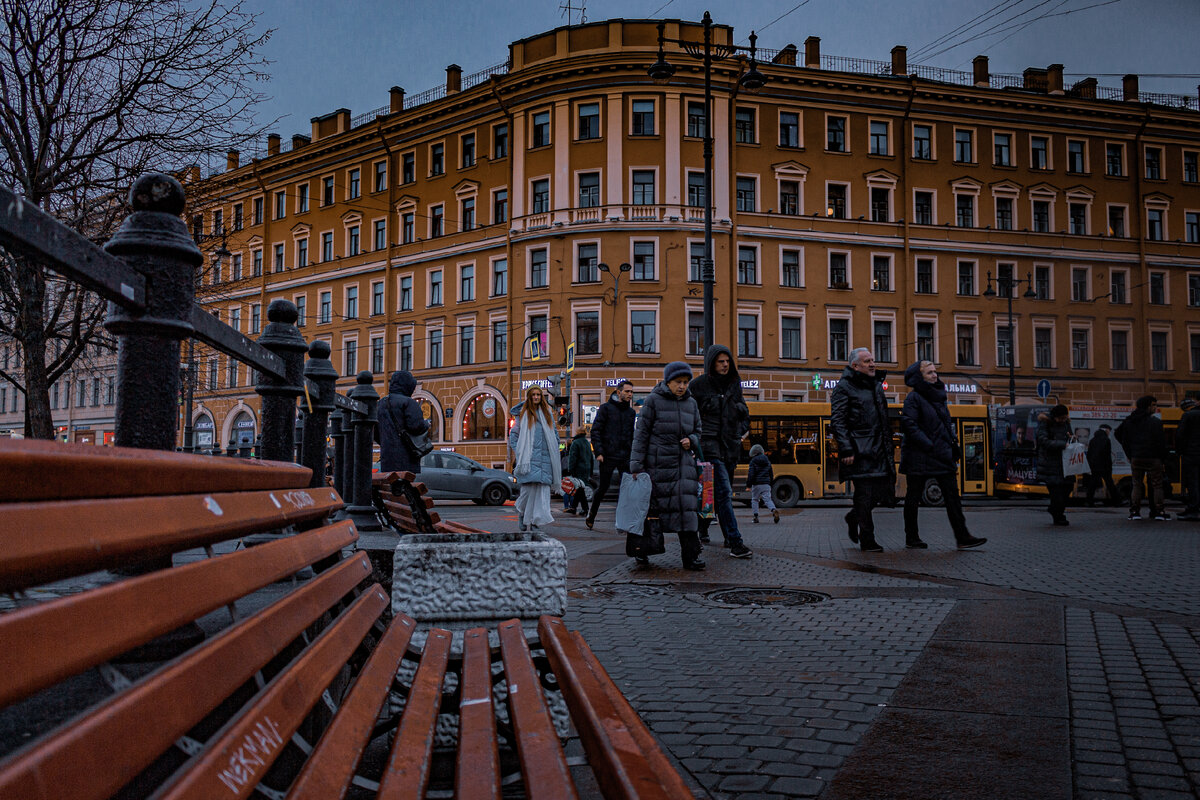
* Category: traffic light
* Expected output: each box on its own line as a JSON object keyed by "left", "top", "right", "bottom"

{"left": 556, "top": 406, "right": 572, "bottom": 426}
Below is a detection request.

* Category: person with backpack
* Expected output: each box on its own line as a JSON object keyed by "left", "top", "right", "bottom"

{"left": 375, "top": 370, "right": 429, "bottom": 474}
{"left": 746, "top": 444, "right": 779, "bottom": 524}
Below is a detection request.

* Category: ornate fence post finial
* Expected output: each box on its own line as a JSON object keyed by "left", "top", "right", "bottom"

{"left": 255, "top": 299, "right": 307, "bottom": 463}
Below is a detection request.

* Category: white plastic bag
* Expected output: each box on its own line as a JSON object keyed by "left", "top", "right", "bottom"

{"left": 1062, "top": 441, "right": 1089, "bottom": 477}
{"left": 615, "top": 472, "right": 653, "bottom": 536}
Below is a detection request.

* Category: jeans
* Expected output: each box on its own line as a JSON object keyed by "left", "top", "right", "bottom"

{"left": 903, "top": 474, "right": 970, "bottom": 542}
{"left": 750, "top": 485, "right": 776, "bottom": 514}
{"left": 1047, "top": 478, "right": 1075, "bottom": 521}
{"left": 698, "top": 459, "right": 744, "bottom": 547}
{"left": 1129, "top": 458, "right": 1165, "bottom": 514}
{"left": 846, "top": 476, "right": 890, "bottom": 545}
{"left": 586, "top": 462, "right": 626, "bottom": 525}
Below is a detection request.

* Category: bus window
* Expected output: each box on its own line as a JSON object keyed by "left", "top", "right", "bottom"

{"left": 961, "top": 420, "right": 987, "bottom": 490}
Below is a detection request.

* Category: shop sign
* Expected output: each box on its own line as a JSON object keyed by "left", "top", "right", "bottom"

{"left": 945, "top": 380, "right": 979, "bottom": 394}
{"left": 481, "top": 398, "right": 496, "bottom": 418}
{"left": 521, "top": 379, "right": 551, "bottom": 389}
{"left": 604, "top": 378, "right": 627, "bottom": 387}
{"left": 740, "top": 380, "right": 760, "bottom": 389}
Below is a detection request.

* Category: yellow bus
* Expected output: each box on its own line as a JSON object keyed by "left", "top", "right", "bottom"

{"left": 733, "top": 402, "right": 993, "bottom": 507}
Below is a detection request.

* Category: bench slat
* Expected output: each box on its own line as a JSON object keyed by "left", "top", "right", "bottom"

{"left": 455, "top": 627, "right": 502, "bottom": 800}
{"left": 0, "top": 439, "right": 311, "bottom": 501}
{"left": 538, "top": 617, "right": 692, "bottom": 800}
{"left": 498, "top": 619, "right": 581, "bottom": 800}
{"left": 0, "top": 487, "right": 345, "bottom": 592}
{"left": 0, "top": 557, "right": 375, "bottom": 800}
{"left": 0, "top": 521, "right": 359, "bottom": 708}
{"left": 285, "top": 615, "right": 419, "bottom": 800}
{"left": 377, "top": 628, "right": 453, "bottom": 800}
{"left": 157, "top": 587, "right": 391, "bottom": 800}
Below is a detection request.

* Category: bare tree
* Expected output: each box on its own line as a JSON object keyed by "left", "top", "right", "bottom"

{"left": 0, "top": 0, "right": 273, "bottom": 438}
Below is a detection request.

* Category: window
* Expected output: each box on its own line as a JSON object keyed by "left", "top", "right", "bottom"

{"left": 1147, "top": 208, "right": 1164, "bottom": 241}
{"left": 348, "top": 225, "right": 360, "bottom": 256}
{"left": 956, "top": 194, "right": 974, "bottom": 227}
{"left": 630, "top": 310, "right": 656, "bottom": 353}
{"left": 231, "top": 253, "right": 243, "bottom": 281}
{"left": 371, "top": 337, "right": 384, "bottom": 373}
{"left": 1149, "top": 272, "right": 1166, "bottom": 305}
{"left": 227, "top": 359, "right": 237, "bottom": 389}
{"left": 781, "top": 316, "right": 803, "bottom": 359}
{"left": 578, "top": 102, "right": 600, "bottom": 139}
{"left": 827, "top": 116, "right": 846, "bottom": 152}
{"left": 460, "top": 325, "right": 474, "bottom": 365}
{"left": 826, "top": 184, "right": 846, "bottom": 218}
{"left": 374, "top": 160, "right": 387, "bottom": 192}
{"left": 829, "top": 252, "right": 848, "bottom": 287}
{"left": 1071, "top": 267, "right": 1089, "bottom": 301}
{"left": 1111, "top": 329, "right": 1129, "bottom": 370}
{"left": 492, "top": 258, "right": 507, "bottom": 296}
{"left": 956, "top": 323, "right": 977, "bottom": 365}
{"left": 870, "top": 187, "right": 890, "bottom": 222}
{"left": 687, "top": 101, "right": 706, "bottom": 137}
{"left": 374, "top": 219, "right": 387, "bottom": 250}
{"left": 399, "top": 334, "right": 413, "bottom": 371}
{"left": 532, "top": 111, "right": 550, "bottom": 147}
{"left": 871, "top": 256, "right": 891, "bottom": 291}
{"left": 274, "top": 190, "right": 286, "bottom": 220}
{"left": 1033, "top": 200, "right": 1050, "bottom": 233}
{"left": 779, "top": 180, "right": 799, "bottom": 215}
{"left": 1110, "top": 271, "right": 1127, "bottom": 304}
{"left": 781, "top": 249, "right": 802, "bottom": 288}
{"left": 1035, "top": 328, "right": 1053, "bottom": 368}
{"left": 780, "top": 112, "right": 799, "bottom": 147}
{"left": 321, "top": 232, "right": 334, "bottom": 262}
{"left": 577, "top": 243, "right": 599, "bottom": 283}
{"left": 430, "top": 205, "right": 444, "bottom": 238}
{"left": 296, "top": 238, "right": 308, "bottom": 268}
{"left": 530, "top": 249, "right": 548, "bottom": 288}
{"left": 576, "top": 311, "right": 599, "bottom": 355}
{"left": 319, "top": 291, "right": 332, "bottom": 324}
{"left": 348, "top": 169, "right": 360, "bottom": 199}
{"left": 737, "top": 314, "right": 758, "bottom": 358}
{"left": 460, "top": 197, "right": 475, "bottom": 231}
{"left": 734, "top": 107, "right": 755, "bottom": 143}
{"left": 273, "top": 243, "right": 284, "bottom": 272}
{"left": 996, "top": 197, "right": 1014, "bottom": 230}
{"left": 1108, "top": 206, "right": 1126, "bottom": 237}
{"left": 913, "top": 124, "right": 932, "bottom": 159}
{"left": 531, "top": 179, "right": 550, "bottom": 213}
{"left": 1031, "top": 136, "right": 1049, "bottom": 169}
{"left": 252, "top": 249, "right": 262, "bottom": 277}
{"left": 399, "top": 276, "right": 413, "bottom": 311}
{"left": 1071, "top": 328, "right": 1090, "bottom": 369}
{"left": 212, "top": 209, "right": 224, "bottom": 235}
{"left": 916, "top": 322, "right": 935, "bottom": 362}
{"left": 632, "top": 100, "right": 655, "bottom": 135}
{"left": 916, "top": 259, "right": 934, "bottom": 294}
{"left": 994, "top": 133, "right": 1012, "bottom": 166}
{"left": 1145, "top": 146, "right": 1162, "bottom": 180}
{"left": 996, "top": 326, "right": 1012, "bottom": 368}
{"left": 322, "top": 175, "right": 337, "bottom": 205}
{"left": 957, "top": 262, "right": 975, "bottom": 296}
{"left": 232, "top": 204, "right": 243, "bottom": 232}
{"left": 492, "top": 321, "right": 507, "bottom": 362}
{"left": 530, "top": 315, "right": 548, "bottom": 361}
{"left": 631, "top": 170, "right": 655, "bottom": 205}
{"left": 687, "top": 311, "right": 705, "bottom": 356}
{"left": 372, "top": 282, "right": 384, "bottom": 315}
{"left": 1106, "top": 143, "right": 1124, "bottom": 176}
{"left": 829, "top": 318, "right": 849, "bottom": 362}
{"left": 1035, "top": 265, "right": 1052, "bottom": 299}
{"left": 736, "top": 176, "right": 756, "bottom": 212}
{"left": 493, "top": 189, "right": 508, "bottom": 224}
{"left": 430, "top": 270, "right": 442, "bottom": 306}
{"left": 428, "top": 330, "right": 442, "bottom": 368}
{"left": 1187, "top": 212, "right": 1200, "bottom": 243}
{"left": 737, "top": 246, "right": 757, "bottom": 285}
{"left": 461, "top": 133, "right": 475, "bottom": 168}
{"left": 1185, "top": 151, "right": 1199, "bottom": 183}
{"left": 1069, "top": 203, "right": 1088, "bottom": 235}
{"left": 578, "top": 172, "right": 600, "bottom": 207}
{"left": 1192, "top": 333, "right": 1200, "bottom": 372}
{"left": 869, "top": 121, "right": 889, "bottom": 155}
{"left": 632, "top": 241, "right": 656, "bottom": 280}
{"left": 493, "top": 124, "right": 508, "bottom": 158}
{"left": 1189, "top": 274, "right": 1200, "bottom": 307}
{"left": 460, "top": 265, "right": 475, "bottom": 302}
{"left": 402, "top": 213, "right": 415, "bottom": 243}
{"left": 687, "top": 172, "right": 706, "bottom": 207}
{"left": 402, "top": 153, "right": 415, "bottom": 184}
{"left": 954, "top": 129, "right": 974, "bottom": 162}
{"left": 914, "top": 191, "right": 933, "bottom": 225}
{"left": 253, "top": 197, "right": 264, "bottom": 225}
{"left": 430, "top": 144, "right": 444, "bottom": 176}
{"left": 1067, "top": 140, "right": 1086, "bottom": 173}
{"left": 873, "top": 320, "right": 894, "bottom": 362}
{"left": 345, "top": 286, "right": 358, "bottom": 319}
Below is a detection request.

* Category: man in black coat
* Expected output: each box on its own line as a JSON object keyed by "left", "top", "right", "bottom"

{"left": 831, "top": 348, "right": 893, "bottom": 552}
{"left": 1085, "top": 424, "right": 1118, "bottom": 506}
{"left": 688, "top": 344, "right": 752, "bottom": 558}
{"left": 1115, "top": 395, "right": 1170, "bottom": 521}
{"left": 1176, "top": 398, "right": 1200, "bottom": 520}
{"left": 585, "top": 381, "right": 637, "bottom": 529}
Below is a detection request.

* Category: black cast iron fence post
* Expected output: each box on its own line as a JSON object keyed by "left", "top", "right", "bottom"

{"left": 254, "top": 299, "right": 306, "bottom": 462}
{"left": 344, "top": 370, "right": 381, "bottom": 531}
{"left": 302, "top": 340, "right": 338, "bottom": 489}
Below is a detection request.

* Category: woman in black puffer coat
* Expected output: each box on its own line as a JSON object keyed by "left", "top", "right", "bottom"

{"left": 630, "top": 361, "right": 704, "bottom": 569}
{"left": 899, "top": 361, "right": 985, "bottom": 549}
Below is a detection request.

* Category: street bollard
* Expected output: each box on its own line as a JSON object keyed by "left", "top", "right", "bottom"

{"left": 344, "top": 371, "right": 381, "bottom": 531}
{"left": 301, "top": 340, "right": 337, "bottom": 489}
{"left": 255, "top": 299, "right": 307, "bottom": 464}
{"left": 330, "top": 408, "right": 347, "bottom": 498}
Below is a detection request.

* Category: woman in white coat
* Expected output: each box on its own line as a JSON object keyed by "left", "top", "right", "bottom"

{"left": 507, "top": 385, "right": 561, "bottom": 531}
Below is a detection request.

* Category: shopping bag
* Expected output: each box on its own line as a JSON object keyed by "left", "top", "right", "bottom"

{"left": 626, "top": 512, "right": 666, "bottom": 557}
{"left": 697, "top": 461, "right": 715, "bottom": 520}
{"left": 560, "top": 477, "right": 576, "bottom": 496}
{"left": 615, "top": 472, "right": 653, "bottom": 536}
{"left": 1062, "top": 441, "right": 1090, "bottom": 477}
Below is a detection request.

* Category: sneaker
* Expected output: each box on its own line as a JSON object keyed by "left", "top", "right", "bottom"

{"left": 699, "top": 533, "right": 711, "bottom": 542}
{"left": 1053, "top": 517, "right": 1070, "bottom": 526}
{"left": 753, "top": 514, "right": 759, "bottom": 523}
{"left": 635, "top": 556, "right": 650, "bottom": 567}
{"left": 1128, "top": 511, "right": 1142, "bottom": 521}
{"left": 729, "top": 543, "right": 753, "bottom": 558}
{"left": 564, "top": 508, "right": 576, "bottom": 515}
{"left": 772, "top": 509, "right": 780, "bottom": 523}
{"left": 683, "top": 559, "right": 706, "bottom": 571}
{"left": 905, "top": 538, "right": 929, "bottom": 549}
{"left": 957, "top": 536, "right": 987, "bottom": 549}
{"left": 1152, "top": 512, "right": 1171, "bottom": 521}
{"left": 861, "top": 542, "right": 884, "bottom": 553}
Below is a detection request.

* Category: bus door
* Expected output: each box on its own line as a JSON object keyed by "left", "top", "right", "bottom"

{"left": 820, "top": 418, "right": 850, "bottom": 497}
{"left": 958, "top": 419, "right": 989, "bottom": 495}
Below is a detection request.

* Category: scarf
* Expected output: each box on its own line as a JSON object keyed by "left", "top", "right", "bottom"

{"left": 514, "top": 407, "right": 561, "bottom": 486}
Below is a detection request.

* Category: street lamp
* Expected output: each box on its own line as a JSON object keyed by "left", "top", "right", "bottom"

{"left": 983, "top": 271, "right": 1037, "bottom": 405}
{"left": 649, "top": 14, "right": 767, "bottom": 351}
{"left": 598, "top": 262, "right": 631, "bottom": 360}
{"left": 183, "top": 236, "right": 230, "bottom": 452}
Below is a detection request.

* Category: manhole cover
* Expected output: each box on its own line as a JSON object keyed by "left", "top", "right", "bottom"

{"left": 705, "top": 588, "right": 829, "bottom": 606}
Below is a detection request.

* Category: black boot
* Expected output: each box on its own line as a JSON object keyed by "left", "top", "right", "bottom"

{"left": 845, "top": 510, "right": 859, "bottom": 544}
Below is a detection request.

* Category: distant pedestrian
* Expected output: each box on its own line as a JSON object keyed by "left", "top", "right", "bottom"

{"left": 585, "top": 381, "right": 636, "bottom": 530}
{"left": 508, "top": 385, "right": 561, "bottom": 532}
{"left": 1115, "top": 396, "right": 1170, "bottom": 521}
{"left": 565, "top": 429, "right": 594, "bottom": 517}
{"left": 1036, "top": 404, "right": 1074, "bottom": 526}
{"left": 899, "top": 361, "right": 987, "bottom": 549}
{"left": 1175, "top": 398, "right": 1200, "bottom": 520}
{"left": 1084, "top": 424, "right": 1119, "bottom": 507}
{"left": 746, "top": 444, "right": 779, "bottom": 524}
{"left": 831, "top": 348, "right": 894, "bottom": 552}
{"left": 375, "top": 370, "right": 429, "bottom": 474}
{"left": 689, "top": 344, "right": 753, "bottom": 558}
{"left": 629, "top": 362, "right": 704, "bottom": 570}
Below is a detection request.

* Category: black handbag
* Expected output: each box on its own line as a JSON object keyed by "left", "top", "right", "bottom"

{"left": 386, "top": 400, "right": 434, "bottom": 458}
{"left": 625, "top": 502, "right": 667, "bottom": 557}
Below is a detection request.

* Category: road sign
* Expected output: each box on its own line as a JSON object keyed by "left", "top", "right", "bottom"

{"left": 1037, "top": 379, "right": 1051, "bottom": 399}
{"left": 566, "top": 341, "right": 576, "bottom": 374}
{"left": 530, "top": 337, "right": 542, "bottom": 361}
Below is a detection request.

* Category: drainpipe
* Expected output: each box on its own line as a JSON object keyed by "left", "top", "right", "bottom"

{"left": 490, "top": 75, "right": 518, "bottom": 403}
{"left": 1131, "top": 110, "right": 1151, "bottom": 394}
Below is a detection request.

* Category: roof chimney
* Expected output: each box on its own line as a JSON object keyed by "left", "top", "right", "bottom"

{"left": 1023, "top": 67, "right": 1047, "bottom": 92}
{"left": 390, "top": 86, "right": 406, "bottom": 113}
{"left": 804, "top": 36, "right": 820, "bottom": 69}
{"left": 292, "top": 134, "right": 310, "bottom": 150}
{"left": 891, "top": 45, "right": 907, "bottom": 76}
{"left": 226, "top": 150, "right": 240, "bottom": 171}
{"left": 446, "top": 64, "right": 462, "bottom": 95}
{"left": 1072, "top": 77, "right": 1097, "bottom": 99}
{"left": 1048, "top": 64, "right": 1064, "bottom": 95}
{"left": 1123, "top": 74, "right": 1139, "bottom": 101}
{"left": 973, "top": 55, "right": 989, "bottom": 88}
{"left": 772, "top": 44, "right": 797, "bottom": 66}
{"left": 267, "top": 133, "right": 281, "bottom": 156}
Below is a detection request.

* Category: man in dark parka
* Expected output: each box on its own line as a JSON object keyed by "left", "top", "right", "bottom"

{"left": 1085, "top": 425, "right": 1118, "bottom": 506}
{"left": 830, "top": 348, "right": 893, "bottom": 552}
{"left": 585, "top": 381, "right": 636, "bottom": 529}
{"left": 1037, "top": 404, "right": 1074, "bottom": 525}
{"left": 375, "top": 370, "right": 428, "bottom": 474}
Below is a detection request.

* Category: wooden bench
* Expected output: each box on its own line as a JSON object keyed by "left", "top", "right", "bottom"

{"left": 372, "top": 471, "right": 489, "bottom": 535}
{"left": 0, "top": 440, "right": 692, "bottom": 799}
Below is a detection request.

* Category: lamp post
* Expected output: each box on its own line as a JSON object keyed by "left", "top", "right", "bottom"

{"left": 983, "top": 271, "right": 1037, "bottom": 405}
{"left": 648, "top": 14, "right": 766, "bottom": 351}
{"left": 183, "top": 236, "right": 230, "bottom": 452}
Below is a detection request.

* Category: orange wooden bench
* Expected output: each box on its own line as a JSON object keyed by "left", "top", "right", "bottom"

{"left": 372, "top": 471, "right": 489, "bottom": 535}
{"left": 0, "top": 440, "right": 693, "bottom": 799}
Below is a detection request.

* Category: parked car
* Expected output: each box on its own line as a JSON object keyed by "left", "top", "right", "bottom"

{"left": 420, "top": 451, "right": 516, "bottom": 505}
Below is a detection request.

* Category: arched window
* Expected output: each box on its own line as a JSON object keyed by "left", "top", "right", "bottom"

{"left": 462, "top": 391, "right": 505, "bottom": 441}
{"left": 231, "top": 411, "right": 256, "bottom": 445}
{"left": 194, "top": 413, "right": 215, "bottom": 447}
{"left": 417, "top": 398, "right": 440, "bottom": 442}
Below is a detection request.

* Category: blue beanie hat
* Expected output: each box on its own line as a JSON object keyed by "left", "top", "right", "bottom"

{"left": 663, "top": 361, "right": 693, "bottom": 382}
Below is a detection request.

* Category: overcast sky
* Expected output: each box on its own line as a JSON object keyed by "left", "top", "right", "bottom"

{"left": 245, "top": 0, "right": 1199, "bottom": 143}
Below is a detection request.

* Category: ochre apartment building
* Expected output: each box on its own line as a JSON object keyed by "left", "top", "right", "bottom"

{"left": 184, "top": 17, "right": 1200, "bottom": 466}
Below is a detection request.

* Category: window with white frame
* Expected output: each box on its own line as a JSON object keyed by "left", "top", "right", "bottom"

{"left": 955, "top": 193, "right": 975, "bottom": 227}
{"left": 779, "top": 179, "right": 800, "bottom": 215}
{"left": 780, "top": 312, "right": 804, "bottom": 360}
{"left": 916, "top": 319, "right": 936, "bottom": 362}
{"left": 398, "top": 332, "right": 413, "bottom": 371}
{"left": 914, "top": 190, "right": 934, "bottom": 225}
{"left": 954, "top": 129, "right": 974, "bottom": 162}
{"left": 872, "top": 318, "right": 894, "bottom": 363}
{"left": 994, "top": 132, "right": 1013, "bottom": 166}
{"left": 461, "top": 133, "right": 475, "bottom": 169}
{"left": 631, "top": 170, "right": 655, "bottom": 205}
{"left": 345, "top": 285, "right": 358, "bottom": 319}
{"left": 491, "top": 258, "right": 507, "bottom": 296}
{"left": 1146, "top": 207, "right": 1165, "bottom": 240}
{"left": 491, "top": 320, "right": 507, "bottom": 362}
{"left": 1106, "top": 142, "right": 1125, "bottom": 176}
{"left": 1109, "top": 269, "right": 1127, "bottom": 304}
{"left": 781, "top": 248, "right": 802, "bottom": 288}
{"left": 1188, "top": 273, "right": 1200, "bottom": 307}
{"left": 372, "top": 281, "right": 384, "bottom": 315}
{"left": 428, "top": 328, "right": 443, "bottom": 368}
{"left": 399, "top": 275, "right": 413, "bottom": 311}
{"left": 826, "top": 115, "right": 847, "bottom": 152}
{"left": 374, "top": 219, "right": 387, "bottom": 250}
{"left": 737, "top": 312, "right": 759, "bottom": 358}
{"left": 1031, "top": 136, "right": 1049, "bottom": 169}
{"left": 828, "top": 315, "right": 850, "bottom": 362}
{"left": 631, "top": 100, "right": 655, "bottom": 136}
{"left": 687, "top": 308, "right": 705, "bottom": 356}
{"left": 913, "top": 124, "right": 933, "bottom": 159}
{"left": 734, "top": 107, "right": 756, "bottom": 144}
{"left": 319, "top": 291, "right": 332, "bottom": 324}
{"left": 578, "top": 172, "right": 601, "bottom": 207}
{"left": 957, "top": 261, "right": 976, "bottom": 296}
{"left": 869, "top": 186, "right": 891, "bottom": 221}
{"left": 779, "top": 111, "right": 800, "bottom": 148}
{"left": 869, "top": 120, "right": 889, "bottom": 155}
{"left": 996, "top": 323, "right": 1013, "bottom": 368}
{"left": 371, "top": 336, "right": 384, "bottom": 373}
{"left": 1034, "top": 326, "right": 1054, "bottom": 368}
{"left": 629, "top": 308, "right": 657, "bottom": 354}
{"left": 575, "top": 308, "right": 600, "bottom": 355}
{"left": 1067, "top": 139, "right": 1087, "bottom": 174}
{"left": 529, "top": 248, "right": 548, "bottom": 288}
{"left": 1071, "top": 327, "right": 1091, "bottom": 369}
{"left": 1149, "top": 271, "right": 1166, "bottom": 305}
{"left": 916, "top": 258, "right": 935, "bottom": 294}
{"left": 430, "top": 205, "right": 444, "bottom": 237}
{"left": 995, "top": 196, "right": 1015, "bottom": 230}
{"left": 578, "top": 102, "right": 600, "bottom": 140}
{"left": 429, "top": 270, "right": 442, "bottom": 306}
{"left": 736, "top": 176, "right": 757, "bottom": 212}
{"left": 632, "top": 241, "right": 656, "bottom": 280}
{"left": 577, "top": 243, "right": 599, "bottom": 283}
{"left": 343, "top": 338, "right": 357, "bottom": 376}
{"left": 1110, "top": 327, "right": 1130, "bottom": 370}
{"left": 1071, "top": 267, "right": 1090, "bottom": 301}
{"left": 531, "top": 179, "right": 550, "bottom": 214}
{"left": 460, "top": 264, "right": 475, "bottom": 302}
{"left": 829, "top": 252, "right": 849, "bottom": 287}
{"left": 1032, "top": 198, "right": 1052, "bottom": 232}
{"left": 956, "top": 322, "right": 978, "bottom": 366}
{"left": 737, "top": 246, "right": 758, "bottom": 285}
{"left": 826, "top": 183, "right": 847, "bottom": 218}
{"left": 1108, "top": 205, "right": 1127, "bottom": 237}
{"left": 871, "top": 255, "right": 892, "bottom": 291}
{"left": 459, "top": 324, "right": 475, "bottom": 365}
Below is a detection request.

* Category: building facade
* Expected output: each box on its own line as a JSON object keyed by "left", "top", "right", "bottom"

{"left": 183, "top": 17, "right": 1200, "bottom": 466}
{"left": 0, "top": 341, "right": 119, "bottom": 443}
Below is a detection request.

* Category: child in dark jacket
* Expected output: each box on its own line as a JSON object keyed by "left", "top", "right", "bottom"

{"left": 746, "top": 444, "right": 779, "bottom": 523}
